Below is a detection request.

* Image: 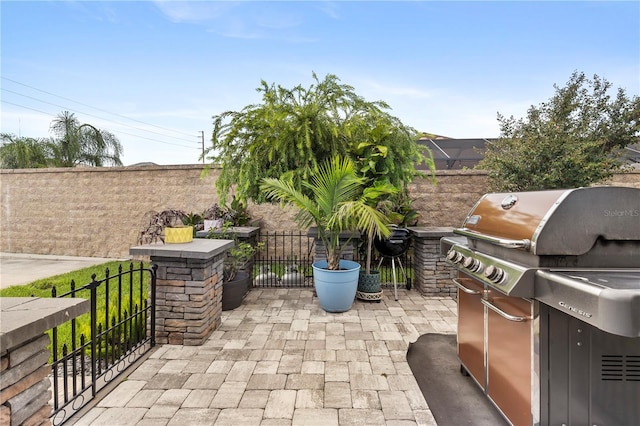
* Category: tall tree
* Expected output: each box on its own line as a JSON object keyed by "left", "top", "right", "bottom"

{"left": 203, "top": 72, "right": 432, "bottom": 204}
{"left": 0, "top": 134, "right": 50, "bottom": 168}
{"left": 49, "top": 111, "right": 123, "bottom": 167}
{"left": 1, "top": 112, "right": 124, "bottom": 168}
{"left": 479, "top": 71, "right": 640, "bottom": 191}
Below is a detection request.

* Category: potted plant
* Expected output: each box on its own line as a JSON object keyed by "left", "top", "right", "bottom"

{"left": 138, "top": 208, "right": 193, "bottom": 244}
{"left": 183, "top": 211, "right": 203, "bottom": 237}
{"left": 356, "top": 183, "right": 398, "bottom": 299}
{"left": 202, "top": 196, "right": 254, "bottom": 232}
{"left": 261, "top": 156, "right": 391, "bottom": 312}
{"left": 208, "top": 224, "right": 263, "bottom": 310}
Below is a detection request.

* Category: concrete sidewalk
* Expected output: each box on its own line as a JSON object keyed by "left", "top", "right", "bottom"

{"left": 0, "top": 253, "right": 124, "bottom": 289}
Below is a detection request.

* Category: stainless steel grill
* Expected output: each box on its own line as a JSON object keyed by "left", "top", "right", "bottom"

{"left": 440, "top": 186, "right": 640, "bottom": 426}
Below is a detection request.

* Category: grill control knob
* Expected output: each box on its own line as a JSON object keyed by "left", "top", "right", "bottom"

{"left": 462, "top": 256, "right": 483, "bottom": 272}
{"left": 484, "top": 265, "right": 505, "bottom": 283}
{"left": 447, "top": 250, "right": 464, "bottom": 264}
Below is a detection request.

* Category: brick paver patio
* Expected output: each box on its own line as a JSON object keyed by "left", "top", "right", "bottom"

{"left": 71, "top": 288, "right": 457, "bottom": 425}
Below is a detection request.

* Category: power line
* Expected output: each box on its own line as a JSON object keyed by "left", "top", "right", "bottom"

{"left": 1, "top": 99, "right": 199, "bottom": 149}
{"left": 1, "top": 99, "right": 53, "bottom": 118}
{"left": 2, "top": 76, "right": 196, "bottom": 139}
{"left": 2, "top": 87, "right": 198, "bottom": 146}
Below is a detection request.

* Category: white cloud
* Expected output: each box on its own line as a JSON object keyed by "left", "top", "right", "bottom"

{"left": 315, "top": 2, "right": 342, "bottom": 20}
{"left": 152, "top": 1, "right": 236, "bottom": 23}
{"left": 154, "top": 1, "right": 319, "bottom": 42}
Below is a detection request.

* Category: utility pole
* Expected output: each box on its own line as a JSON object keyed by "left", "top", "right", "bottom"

{"left": 200, "top": 131, "right": 205, "bottom": 164}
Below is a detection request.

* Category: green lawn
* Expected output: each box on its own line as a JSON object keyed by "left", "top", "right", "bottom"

{"left": 0, "top": 261, "right": 151, "bottom": 361}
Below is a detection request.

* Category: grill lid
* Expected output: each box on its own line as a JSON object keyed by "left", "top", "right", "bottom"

{"left": 458, "top": 186, "right": 640, "bottom": 256}
{"left": 375, "top": 227, "right": 411, "bottom": 257}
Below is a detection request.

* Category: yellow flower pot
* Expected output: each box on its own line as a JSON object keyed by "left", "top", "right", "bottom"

{"left": 164, "top": 226, "right": 193, "bottom": 244}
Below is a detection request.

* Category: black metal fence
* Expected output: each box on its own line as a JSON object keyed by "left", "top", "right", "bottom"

{"left": 49, "top": 263, "right": 156, "bottom": 425}
{"left": 253, "top": 231, "right": 314, "bottom": 287}
{"left": 253, "top": 231, "right": 413, "bottom": 289}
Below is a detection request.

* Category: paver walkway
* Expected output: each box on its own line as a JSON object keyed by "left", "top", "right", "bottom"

{"left": 72, "top": 288, "right": 457, "bottom": 426}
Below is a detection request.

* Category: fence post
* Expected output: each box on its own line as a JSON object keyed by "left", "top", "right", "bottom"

{"left": 130, "top": 239, "right": 233, "bottom": 346}
{"left": 88, "top": 275, "right": 98, "bottom": 397}
{"left": 0, "top": 298, "right": 89, "bottom": 426}
{"left": 149, "top": 264, "right": 157, "bottom": 346}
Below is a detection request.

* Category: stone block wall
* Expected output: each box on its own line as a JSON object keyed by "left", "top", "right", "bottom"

{"left": 409, "top": 170, "right": 490, "bottom": 228}
{"left": 0, "top": 165, "right": 220, "bottom": 258}
{"left": 1, "top": 165, "right": 639, "bottom": 258}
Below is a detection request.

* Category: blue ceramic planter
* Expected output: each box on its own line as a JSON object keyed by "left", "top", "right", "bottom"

{"left": 312, "top": 259, "right": 361, "bottom": 312}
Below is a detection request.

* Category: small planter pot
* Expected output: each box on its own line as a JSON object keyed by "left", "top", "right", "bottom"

{"left": 222, "top": 271, "right": 250, "bottom": 311}
{"left": 165, "top": 226, "right": 193, "bottom": 244}
{"left": 358, "top": 270, "right": 381, "bottom": 293}
{"left": 312, "top": 259, "right": 360, "bottom": 313}
{"left": 357, "top": 270, "right": 382, "bottom": 302}
{"left": 203, "top": 219, "right": 223, "bottom": 232}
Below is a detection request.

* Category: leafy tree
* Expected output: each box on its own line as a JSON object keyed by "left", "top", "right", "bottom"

{"left": 0, "top": 111, "right": 124, "bottom": 168}
{"left": 203, "top": 72, "right": 433, "bottom": 204}
{"left": 48, "top": 111, "right": 123, "bottom": 167}
{"left": 479, "top": 71, "right": 640, "bottom": 191}
{"left": 0, "top": 134, "right": 50, "bottom": 168}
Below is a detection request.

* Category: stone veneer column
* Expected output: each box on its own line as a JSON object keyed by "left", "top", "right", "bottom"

{"left": 130, "top": 239, "right": 233, "bottom": 346}
{"left": 1, "top": 297, "right": 89, "bottom": 426}
{"left": 408, "top": 227, "right": 457, "bottom": 297}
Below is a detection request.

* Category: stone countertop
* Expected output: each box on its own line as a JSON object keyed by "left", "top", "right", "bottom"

{"left": 195, "top": 226, "right": 260, "bottom": 239}
{"left": 129, "top": 238, "right": 234, "bottom": 260}
{"left": 0, "top": 297, "right": 90, "bottom": 350}
{"left": 306, "top": 227, "right": 361, "bottom": 239}
{"left": 407, "top": 227, "right": 455, "bottom": 237}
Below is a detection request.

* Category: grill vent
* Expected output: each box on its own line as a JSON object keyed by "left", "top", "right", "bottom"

{"left": 601, "top": 355, "right": 640, "bottom": 382}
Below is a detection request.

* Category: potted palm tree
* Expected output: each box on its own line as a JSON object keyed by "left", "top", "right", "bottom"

{"left": 356, "top": 183, "right": 398, "bottom": 299}
{"left": 261, "top": 156, "right": 391, "bottom": 312}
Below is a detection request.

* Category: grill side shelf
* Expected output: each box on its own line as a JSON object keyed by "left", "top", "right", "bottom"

{"left": 535, "top": 269, "right": 640, "bottom": 338}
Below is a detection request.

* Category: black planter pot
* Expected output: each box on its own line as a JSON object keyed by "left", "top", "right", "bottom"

{"left": 222, "top": 271, "right": 250, "bottom": 311}
{"left": 358, "top": 270, "right": 381, "bottom": 293}
{"left": 357, "top": 270, "right": 383, "bottom": 302}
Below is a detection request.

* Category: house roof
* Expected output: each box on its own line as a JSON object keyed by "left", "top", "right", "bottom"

{"left": 418, "top": 137, "right": 640, "bottom": 170}
{"left": 418, "top": 137, "right": 492, "bottom": 170}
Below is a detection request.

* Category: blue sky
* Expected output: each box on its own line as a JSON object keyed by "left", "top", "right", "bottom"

{"left": 2, "top": 1, "right": 639, "bottom": 166}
